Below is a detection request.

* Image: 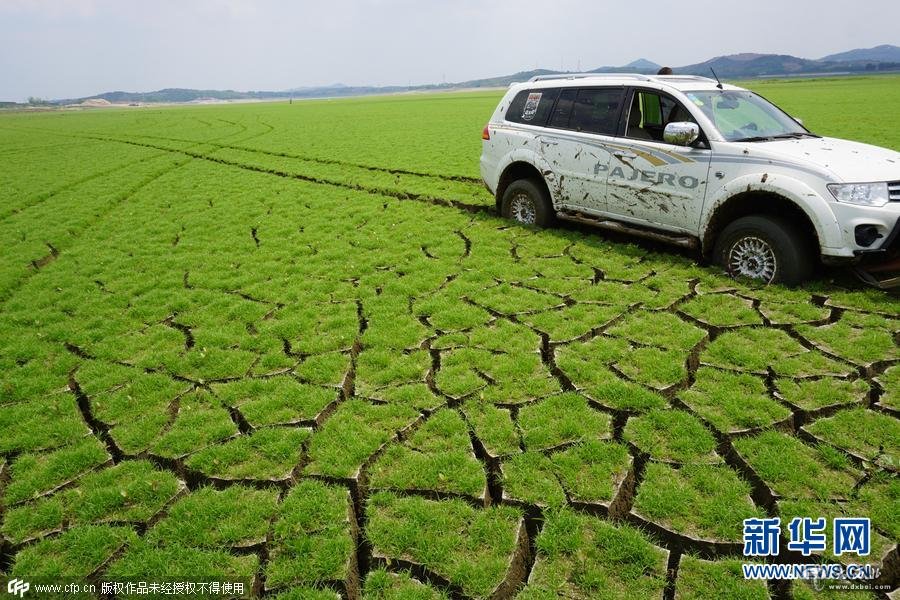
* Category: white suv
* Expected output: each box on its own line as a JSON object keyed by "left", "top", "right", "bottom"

{"left": 480, "top": 74, "right": 900, "bottom": 287}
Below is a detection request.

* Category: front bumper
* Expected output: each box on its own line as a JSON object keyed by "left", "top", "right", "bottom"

{"left": 824, "top": 200, "right": 900, "bottom": 257}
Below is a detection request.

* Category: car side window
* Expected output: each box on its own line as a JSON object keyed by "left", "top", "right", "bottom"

{"left": 625, "top": 90, "right": 698, "bottom": 143}
{"left": 548, "top": 89, "right": 576, "bottom": 129}
{"left": 505, "top": 88, "right": 561, "bottom": 125}
{"left": 569, "top": 88, "right": 625, "bottom": 135}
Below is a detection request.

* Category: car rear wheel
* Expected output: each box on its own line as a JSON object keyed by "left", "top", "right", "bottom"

{"left": 501, "top": 179, "right": 555, "bottom": 228}
{"left": 713, "top": 215, "right": 814, "bottom": 286}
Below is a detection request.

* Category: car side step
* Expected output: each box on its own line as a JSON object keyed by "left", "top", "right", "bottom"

{"left": 556, "top": 210, "right": 699, "bottom": 249}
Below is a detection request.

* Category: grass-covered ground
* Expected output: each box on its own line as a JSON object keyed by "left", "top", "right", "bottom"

{"left": 0, "top": 75, "right": 897, "bottom": 598}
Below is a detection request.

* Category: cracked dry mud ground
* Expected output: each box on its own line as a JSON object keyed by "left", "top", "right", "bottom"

{"left": 1, "top": 101, "right": 898, "bottom": 600}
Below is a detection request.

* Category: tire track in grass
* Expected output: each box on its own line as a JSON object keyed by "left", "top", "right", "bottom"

{"left": 0, "top": 149, "right": 171, "bottom": 222}
{"left": 1, "top": 124, "right": 489, "bottom": 214}
{"left": 0, "top": 139, "right": 96, "bottom": 158}
{"left": 78, "top": 134, "right": 494, "bottom": 215}
{"left": 0, "top": 154, "right": 193, "bottom": 308}
{"left": 107, "top": 130, "right": 483, "bottom": 184}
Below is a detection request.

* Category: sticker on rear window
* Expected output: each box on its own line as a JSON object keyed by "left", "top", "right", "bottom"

{"left": 522, "top": 92, "right": 542, "bottom": 121}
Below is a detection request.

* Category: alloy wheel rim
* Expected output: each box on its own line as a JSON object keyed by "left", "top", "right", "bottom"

{"left": 728, "top": 236, "right": 777, "bottom": 282}
{"left": 510, "top": 193, "right": 536, "bottom": 224}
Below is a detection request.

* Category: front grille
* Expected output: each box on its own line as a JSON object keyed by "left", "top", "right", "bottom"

{"left": 890, "top": 181, "right": 900, "bottom": 202}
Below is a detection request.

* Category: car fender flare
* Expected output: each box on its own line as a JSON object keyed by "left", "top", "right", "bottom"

{"left": 701, "top": 173, "right": 842, "bottom": 251}
{"left": 496, "top": 149, "right": 560, "bottom": 206}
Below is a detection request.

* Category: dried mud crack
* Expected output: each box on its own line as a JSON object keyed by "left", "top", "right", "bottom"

{"left": 1, "top": 106, "right": 897, "bottom": 599}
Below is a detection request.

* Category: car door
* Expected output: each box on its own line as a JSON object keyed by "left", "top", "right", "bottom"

{"left": 604, "top": 88, "right": 712, "bottom": 232}
{"left": 539, "top": 87, "right": 625, "bottom": 215}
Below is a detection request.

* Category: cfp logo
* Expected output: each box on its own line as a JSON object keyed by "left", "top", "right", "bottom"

{"left": 6, "top": 579, "right": 29, "bottom": 598}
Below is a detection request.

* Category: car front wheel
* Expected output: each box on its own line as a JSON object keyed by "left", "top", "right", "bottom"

{"left": 713, "top": 215, "right": 814, "bottom": 286}
{"left": 501, "top": 179, "right": 555, "bottom": 228}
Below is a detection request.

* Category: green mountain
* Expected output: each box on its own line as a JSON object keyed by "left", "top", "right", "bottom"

{"left": 820, "top": 44, "right": 900, "bottom": 63}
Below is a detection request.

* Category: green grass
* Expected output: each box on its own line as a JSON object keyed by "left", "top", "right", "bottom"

{"left": 147, "top": 485, "right": 278, "bottom": 549}
{"left": 149, "top": 390, "right": 239, "bottom": 459}
{"left": 4, "top": 436, "right": 109, "bottom": 505}
{"left": 678, "top": 367, "right": 791, "bottom": 433}
{"left": 214, "top": 378, "right": 337, "bottom": 427}
{"left": 550, "top": 440, "right": 633, "bottom": 503}
{"left": 680, "top": 293, "right": 762, "bottom": 327}
{"left": 185, "top": 426, "right": 310, "bottom": 481}
{"left": 502, "top": 451, "right": 567, "bottom": 506}
{"left": 517, "top": 393, "right": 611, "bottom": 450}
{"left": 623, "top": 408, "right": 719, "bottom": 463}
{"left": 776, "top": 377, "right": 869, "bottom": 411}
{"left": 733, "top": 431, "right": 861, "bottom": 500}
{"left": 606, "top": 310, "right": 706, "bottom": 351}
{"left": 519, "top": 508, "right": 667, "bottom": 599}
{"left": 461, "top": 400, "right": 520, "bottom": 457}
{"left": 0, "top": 76, "right": 898, "bottom": 596}
{"left": 555, "top": 337, "right": 668, "bottom": 412}
{"left": 10, "top": 524, "right": 137, "bottom": 578}
{"left": 267, "top": 480, "right": 356, "bottom": 589}
{"left": 614, "top": 346, "right": 687, "bottom": 390}
{"left": 369, "top": 408, "right": 486, "bottom": 498}
{"left": 852, "top": 473, "right": 900, "bottom": 540}
{"left": 105, "top": 539, "right": 258, "bottom": 586}
{"left": 522, "top": 303, "right": 624, "bottom": 342}
{"left": 877, "top": 365, "right": 899, "bottom": 410}
{"left": 2, "top": 460, "right": 182, "bottom": 544}
{"left": 795, "top": 311, "right": 899, "bottom": 366}
{"left": 702, "top": 328, "right": 850, "bottom": 377}
{"left": 502, "top": 441, "right": 632, "bottom": 507}
{"left": 803, "top": 408, "right": 900, "bottom": 468}
{"left": 270, "top": 588, "right": 341, "bottom": 600}
{"left": 675, "top": 555, "right": 769, "bottom": 600}
{"left": 304, "top": 399, "right": 419, "bottom": 479}
{"left": 362, "top": 568, "right": 448, "bottom": 599}
{"left": 633, "top": 463, "right": 765, "bottom": 541}
{"left": 366, "top": 492, "right": 521, "bottom": 598}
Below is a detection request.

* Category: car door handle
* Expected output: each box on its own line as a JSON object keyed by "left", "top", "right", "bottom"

{"left": 612, "top": 150, "right": 637, "bottom": 159}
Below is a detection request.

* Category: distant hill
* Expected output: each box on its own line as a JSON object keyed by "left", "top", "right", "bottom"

{"left": 55, "top": 85, "right": 409, "bottom": 105}
{"left": 820, "top": 44, "right": 900, "bottom": 63}
{"left": 50, "top": 44, "right": 900, "bottom": 106}
{"left": 624, "top": 58, "right": 662, "bottom": 71}
{"left": 674, "top": 47, "right": 900, "bottom": 78}
{"left": 448, "top": 69, "right": 560, "bottom": 89}
{"left": 675, "top": 53, "right": 826, "bottom": 78}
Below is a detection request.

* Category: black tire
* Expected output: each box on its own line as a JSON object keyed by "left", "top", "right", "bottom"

{"left": 713, "top": 215, "right": 815, "bottom": 286}
{"left": 501, "top": 179, "right": 555, "bottom": 228}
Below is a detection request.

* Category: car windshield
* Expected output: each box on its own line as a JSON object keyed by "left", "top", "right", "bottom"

{"left": 684, "top": 90, "right": 813, "bottom": 142}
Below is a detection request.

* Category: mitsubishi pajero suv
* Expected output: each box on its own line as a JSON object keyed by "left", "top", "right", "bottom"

{"left": 480, "top": 74, "right": 900, "bottom": 287}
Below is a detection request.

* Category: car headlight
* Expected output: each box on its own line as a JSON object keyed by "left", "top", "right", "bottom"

{"left": 826, "top": 182, "right": 889, "bottom": 207}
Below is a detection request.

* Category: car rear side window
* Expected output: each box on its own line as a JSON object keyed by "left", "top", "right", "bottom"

{"left": 548, "top": 89, "right": 577, "bottom": 128}
{"left": 569, "top": 88, "right": 625, "bottom": 135}
{"left": 505, "top": 88, "right": 560, "bottom": 125}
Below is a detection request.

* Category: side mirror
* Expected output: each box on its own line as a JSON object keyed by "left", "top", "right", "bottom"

{"left": 664, "top": 122, "right": 700, "bottom": 146}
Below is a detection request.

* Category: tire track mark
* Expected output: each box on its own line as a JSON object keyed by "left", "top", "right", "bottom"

{"left": 109, "top": 131, "right": 482, "bottom": 185}
{"left": 0, "top": 149, "right": 170, "bottom": 222}
{"left": 0, "top": 154, "right": 193, "bottom": 308}
{"left": 78, "top": 134, "right": 494, "bottom": 215}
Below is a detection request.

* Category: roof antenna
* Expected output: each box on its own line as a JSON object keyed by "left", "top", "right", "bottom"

{"left": 710, "top": 68, "right": 724, "bottom": 90}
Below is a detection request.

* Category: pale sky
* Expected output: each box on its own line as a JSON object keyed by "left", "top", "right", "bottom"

{"left": 1, "top": 0, "right": 898, "bottom": 102}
